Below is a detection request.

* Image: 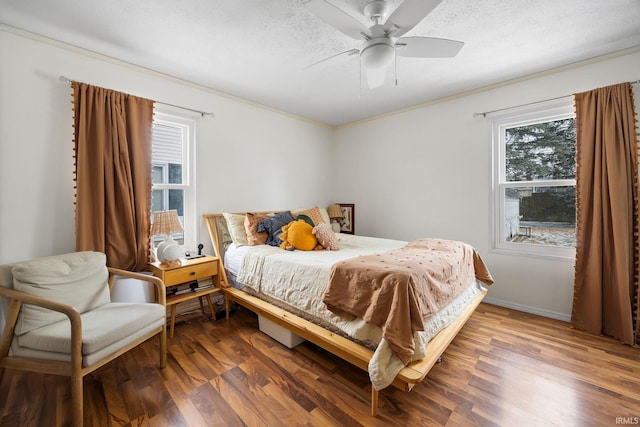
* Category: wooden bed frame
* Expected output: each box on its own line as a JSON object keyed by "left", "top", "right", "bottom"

{"left": 204, "top": 213, "right": 487, "bottom": 416}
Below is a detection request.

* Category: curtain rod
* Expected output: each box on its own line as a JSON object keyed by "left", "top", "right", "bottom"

{"left": 59, "top": 76, "right": 215, "bottom": 118}
{"left": 473, "top": 79, "right": 640, "bottom": 118}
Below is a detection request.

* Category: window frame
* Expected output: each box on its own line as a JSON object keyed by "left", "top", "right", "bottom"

{"left": 490, "top": 99, "right": 576, "bottom": 261}
{"left": 152, "top": 110, "right": 197, "bottom": 251}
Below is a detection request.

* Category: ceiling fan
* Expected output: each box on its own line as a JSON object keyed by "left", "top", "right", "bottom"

{"left": 304, "top": 0, "right": 464, "bottom": 88}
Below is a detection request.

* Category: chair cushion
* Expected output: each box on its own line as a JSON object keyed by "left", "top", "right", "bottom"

{"left": 12, "top": 252, "right": 110, "bottom": 335}
{"left": 17, "top": 302, "right": 165, "bottom": 355}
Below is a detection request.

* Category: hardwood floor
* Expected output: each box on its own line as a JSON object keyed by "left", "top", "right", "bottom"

{"left": 1, "top": 303, "right": 638, "bottom": 426}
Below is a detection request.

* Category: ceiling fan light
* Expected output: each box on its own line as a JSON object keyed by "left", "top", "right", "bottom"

{"left": 365, "top": 67, "right": 387, "bottom": 88}
{"left": 360, "top": 38, "right": 394, "bottom": 70}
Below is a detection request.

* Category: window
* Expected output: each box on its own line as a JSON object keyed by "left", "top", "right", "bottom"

{"left": 151, "top": 111, "right": 196, "bottom": 249}
{"left": 491, "top": 100, "right": 576, "bottom": 260}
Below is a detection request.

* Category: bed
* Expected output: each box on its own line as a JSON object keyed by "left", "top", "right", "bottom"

{"left": 204, "top": 210, "right": 492, "bottom": 415}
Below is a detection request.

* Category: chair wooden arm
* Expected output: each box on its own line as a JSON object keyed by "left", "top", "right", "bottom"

{"left": 107, "top": 267, "right": 166, "bottom": 306}
{"left": 0, "top": 286, "right": 82, "bottom": 321}
{"left": 0, "top": 286, "right": 83, "bottom": 374}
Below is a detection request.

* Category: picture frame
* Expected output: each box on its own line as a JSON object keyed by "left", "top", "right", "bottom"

{"left": 338, "top": 203, "right": 355, "bottom": 234}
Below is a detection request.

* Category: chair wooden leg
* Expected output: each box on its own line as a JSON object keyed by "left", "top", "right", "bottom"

{"left": 71, "top": 371, "right": 83, "bottom": 427}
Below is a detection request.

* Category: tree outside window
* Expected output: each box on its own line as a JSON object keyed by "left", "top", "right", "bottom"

{"left": 492, "top": 101, "right": 576, "bottom": 259}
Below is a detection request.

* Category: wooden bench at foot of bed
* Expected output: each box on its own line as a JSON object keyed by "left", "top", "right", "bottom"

{"left": 222, "top": 285, "right": 487, "bottom": 416}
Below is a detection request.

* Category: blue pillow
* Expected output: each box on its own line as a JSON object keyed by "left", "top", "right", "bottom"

{"left": 257, "top": 211, "right": 295, "bottom": 246}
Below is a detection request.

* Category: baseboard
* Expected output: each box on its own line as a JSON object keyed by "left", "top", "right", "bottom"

{"left": 483, "top": 297, "right": 571, "bottom": 322}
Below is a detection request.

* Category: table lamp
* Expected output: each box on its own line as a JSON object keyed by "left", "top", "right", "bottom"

{"left": 327, "top": 204, "right": 343, "bottom": 233}
{"left": 151, "top": 210, "right": 183, "bottom": 265}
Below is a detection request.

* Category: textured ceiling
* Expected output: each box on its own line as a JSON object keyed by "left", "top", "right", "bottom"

{"left": 1, "top": 0, "right": 640, "bottom": 126}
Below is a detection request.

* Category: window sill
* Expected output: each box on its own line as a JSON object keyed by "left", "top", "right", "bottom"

{"left": 490, "top": 244, "right": 576, "bottom": 262}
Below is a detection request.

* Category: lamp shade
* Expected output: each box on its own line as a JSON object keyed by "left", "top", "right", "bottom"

{"left": 327, "top": 204, "right": 343, "bottom": 220}
{"left": 151, "top": 210, "right": 183, "bottom": 237}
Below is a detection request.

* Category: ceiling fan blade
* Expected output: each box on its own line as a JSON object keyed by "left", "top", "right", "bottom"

{"left": 383, "top": 0, "right": 443, "bottom": 37}
{"left": 305, "top": 0, "right": 369, "bottom": 40}
{"left": 395, "top": 36, "right": 464, "bottom": 58}
{"left": 304, "top": 48, "right": 360, "bottom": 70}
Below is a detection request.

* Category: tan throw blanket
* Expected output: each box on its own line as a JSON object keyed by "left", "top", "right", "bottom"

{"left": 323, "top": 238, "right": 494, "bottom": 364}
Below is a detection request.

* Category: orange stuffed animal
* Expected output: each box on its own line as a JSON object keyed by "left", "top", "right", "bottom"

{"left": 279, "top": 220, "right": 322, "bottom": 251}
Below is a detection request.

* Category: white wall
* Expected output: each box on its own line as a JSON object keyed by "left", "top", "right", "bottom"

{"left": 3, "top": 26, "right": 640, "bottom": 321}
{"left": 332, "top": 49, "right": 640, "bottom": 321}
{"left": 0, "top": 28, "right": 334, "bottom": 264}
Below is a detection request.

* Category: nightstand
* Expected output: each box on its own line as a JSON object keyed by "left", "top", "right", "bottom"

{"left": 149, "top": 255, "right": 221, "bottom": 338}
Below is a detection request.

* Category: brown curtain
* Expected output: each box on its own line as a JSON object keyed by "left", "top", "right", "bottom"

{"left": 73, "top": 82, "right": 155, "bottom": 271}
{"left": 572, "top": 82, "right": 640, "bottom": 346}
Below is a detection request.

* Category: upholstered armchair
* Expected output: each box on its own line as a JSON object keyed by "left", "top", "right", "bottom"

{"left": 0, "top": 251, "right": 167, "bottom": 427}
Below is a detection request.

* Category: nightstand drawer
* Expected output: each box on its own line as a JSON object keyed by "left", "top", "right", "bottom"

{"left": 163, "top": 261, "right": 217, "bottom": 286}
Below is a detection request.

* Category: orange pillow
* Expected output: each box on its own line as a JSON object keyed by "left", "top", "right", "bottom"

{"left": 294, "top": 207, "right": 326, "bottom": 226}
{"left": 244, "top": 212, "right": 270, "bottom": 245}
{"left": 280, "top": 220, "right": 319, "bottom": 251}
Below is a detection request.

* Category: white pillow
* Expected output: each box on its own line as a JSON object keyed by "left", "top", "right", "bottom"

{"left": 222, "top": 212, "right": 249, "bottom": 246}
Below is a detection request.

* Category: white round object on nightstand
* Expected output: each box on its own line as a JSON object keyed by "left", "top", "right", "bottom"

{"left": 156, "top": 237, "right": 182, "bottom": 263}
{"left": 162, "top": 244, "right": 183, "bottom": 262}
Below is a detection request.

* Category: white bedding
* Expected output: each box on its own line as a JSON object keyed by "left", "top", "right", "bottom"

{"left": 227, "top": 234, "right": 486, "bottom": 390}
